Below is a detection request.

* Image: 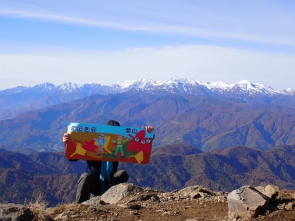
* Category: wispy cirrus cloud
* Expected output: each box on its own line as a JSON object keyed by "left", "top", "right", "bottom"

{"left": 1, "top": 9, "right": 294, "bottom": 47}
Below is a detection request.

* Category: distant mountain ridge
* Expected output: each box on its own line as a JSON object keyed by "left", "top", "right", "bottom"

{"left": 1, "top": 76, "right": 294, "bottom": 96}
{"left": 1, "top": 76, "right": 295, "bottom": 120}
{"left": 1, "top": 144, "right": 295, "bottom": 206}
{"left": 1, "top": 92, "right": 295, "bottom": 153}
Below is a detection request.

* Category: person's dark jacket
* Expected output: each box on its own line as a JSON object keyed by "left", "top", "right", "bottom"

{"left": 85, "top": 160, "right": 118, "bottom": 177}
{"left": 69, "top": 159, "right": 119, "bottom": 178}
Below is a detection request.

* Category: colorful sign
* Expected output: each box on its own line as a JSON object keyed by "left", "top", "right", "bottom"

{"left": 64, "top": 123, "right": 155, "bottom": 164}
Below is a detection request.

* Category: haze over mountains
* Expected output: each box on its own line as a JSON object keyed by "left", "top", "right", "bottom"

{"left": 0, "top": 76, "right": 295, "bottom": 153}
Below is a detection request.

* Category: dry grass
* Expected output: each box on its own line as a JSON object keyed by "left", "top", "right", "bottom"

{"left": 25, "top": 194, "right": 53, "bottom": 221}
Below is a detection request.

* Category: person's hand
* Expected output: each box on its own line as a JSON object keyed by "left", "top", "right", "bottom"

{"left": 63, "top": 133, "right": 71, "bottom": 143}
{"left": 142, "top": 126, "right": 154, "bottom": 133}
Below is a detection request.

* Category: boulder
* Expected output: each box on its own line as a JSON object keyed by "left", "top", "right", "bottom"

{"left": 81, "top": 196, "right": 102, "bottom": 205}
{"left": 101, "top": 183, "right": 143, "bottom": 204}
{"left": 0, "top": 204, "right": 33, "bottom": 221}
{"left": 228, "top": 185, "right": 271, "bottom": 219}
{"left": 262, "top": 184, "right": 280, "bottom": 201}
{"left": 285, "top": 202, "right": 295, "bottom": 211}
{"left": 176, "top": 185, "right": 215, "bottom": 198}
{"left": 254, "top": 185, "right": 265, "bottom": 193}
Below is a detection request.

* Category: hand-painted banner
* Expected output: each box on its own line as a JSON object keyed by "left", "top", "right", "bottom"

{"left": 64, "top": 123, "right": 155, "bottom": 164}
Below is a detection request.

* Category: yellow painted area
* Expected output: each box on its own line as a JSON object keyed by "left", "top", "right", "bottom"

{"left": 103, "top": 136, "right": 112, "bottom": 154}
{"left": 130, "top": 151, "right": 144, "bottom": 163}
{"left": 70, "top": 142, "right": 86, "bottom": 157}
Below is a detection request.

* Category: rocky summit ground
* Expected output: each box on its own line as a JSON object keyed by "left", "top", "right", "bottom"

{"left": 49, "top": 187, "right": 228, "bottom": 221}
{"left": 2, "top": 184, "right": 295, "bottom": 221}
{"left": 47, "top": 186, "right": 295, "bottom": 221}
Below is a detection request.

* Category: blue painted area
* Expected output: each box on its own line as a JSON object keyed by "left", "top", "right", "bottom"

{"left": 67, "top": 122, "right": 154, "bottom": 139}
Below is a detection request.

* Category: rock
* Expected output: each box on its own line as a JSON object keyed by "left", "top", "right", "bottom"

{"left": 254, "top": 185, "right": 265, "bottom": 193}
{"left": 277, "top": 203, "right": 286, "bottom": 210}
{"left": 129, "top": 194, "right": 160, "bottom": 203}
{"left": 81, "top": 196, "right": 102, "bottom": 205}
{"left": 101, "top": 183, "right": 143, "bottom": 204}
{"left": 285, "top": 202, "right": 294, "bottom": 211}
{"left": 263, "top": 184, "right": 280, "bottom": 201}
{"left": 129, "top": 204, "right": 142, "bottom": 210}
{"left": 215, "top": 191, "right": 228, "bottom": 196}
{"left": 0, "top": 204, "right": 33, "bottom": 221}
{"left": 228, "top": 185, "right": 271, "bottom": 219}
{"left": 176, "top": 185, "right": 215, "bottom": 199}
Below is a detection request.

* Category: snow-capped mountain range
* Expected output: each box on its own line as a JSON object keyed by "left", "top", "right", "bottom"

{"left": 1, "top": 76, "right": 294, "bottom": 96}
{"left": 0, "top": 76, "right": 294, "bottom": 120}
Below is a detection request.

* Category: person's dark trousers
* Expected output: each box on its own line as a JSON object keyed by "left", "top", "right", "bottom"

{"left": 75, "top": 172, "right": 100, "bottom": 204}
{"left": 111, "top": 170, "right": 129, "bottom": 186}
{"left": 75, "top": 170, "right": 129, "bottom": 204}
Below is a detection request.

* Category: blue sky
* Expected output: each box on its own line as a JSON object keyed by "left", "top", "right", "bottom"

{"left": 0, "top": 0, "right": 294, "bottom": 90}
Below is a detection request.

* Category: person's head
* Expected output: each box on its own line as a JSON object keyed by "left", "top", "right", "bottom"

{"left": 105, "top": 120, "right": 120, "bottom": 126}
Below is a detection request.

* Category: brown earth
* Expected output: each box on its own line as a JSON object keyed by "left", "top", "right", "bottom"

{"left": 45, "top": 189, "right": 295, "bottom": 221}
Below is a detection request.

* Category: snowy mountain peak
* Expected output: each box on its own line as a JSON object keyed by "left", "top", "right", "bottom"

{"left": 58, "top": 82, "right": 79, "bottom": 90}
{"left": 235, "top": 80, "right": 260, "bottom": 91}
{"left": 33, "top": 82, "right": 55, "bottom": 88}
{"left": 165, "top": 76, "right": 197, "bottom": 85}
{"left": 236, "top": 80, "right": 264, "bottom": 89}
{"left": 113, "top": 78, "right": 158, "bottom": 90}
{"left": 235, "top": 80, "right": 277, "bottom": 95}
{"left": 204, "top": 81, "right": 231, "bottom": 90}
{"left": 284, "top": 88, "right": 295, "bottom": 95}
{"left": 237, "top": 80, "right": 253, "bottom": 86}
